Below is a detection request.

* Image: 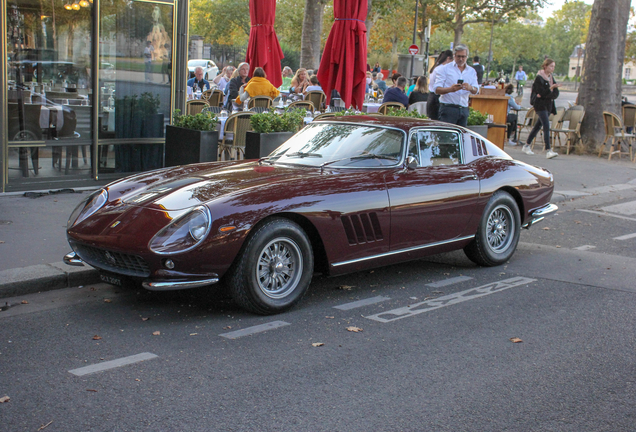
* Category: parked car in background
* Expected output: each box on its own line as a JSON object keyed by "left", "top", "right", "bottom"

{"left": 64, "top": 116, "right": 557, "bottom": 315}
{"left": 187, "top": 59, "right": 218, "bottom": 81}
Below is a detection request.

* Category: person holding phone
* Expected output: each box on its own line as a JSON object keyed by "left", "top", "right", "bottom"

{"left": 433, "top": 44, "right": 479, "bottom": 127}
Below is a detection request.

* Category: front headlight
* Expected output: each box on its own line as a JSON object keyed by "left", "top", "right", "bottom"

{"left": 149, "top": 206, "right": 212, "bottom": 254}
{"left": 67, "top": 189, "right": 108, "bottom": 228}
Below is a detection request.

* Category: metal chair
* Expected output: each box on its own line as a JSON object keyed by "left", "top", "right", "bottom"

{"left": 248, "top": 96, "right": 273, "bottom": 110}
{"left": 305, "top": 91, "right": 326, "bottom": 112}
{"left": 202, "top": 106, "right": 221, "bottom": 114}
{"left": 186, "top": 100, "right": 208, "bottom": 115}
{"left": 287, "top": 100, "right": 315, "bottom": 114}
{"left": 249, "top": 107, "right": 269, "bottom": 113}
{"left": 377, "top": 102, "right": 404, "bottom": 115}
{"left": 219, "top": 111, "right": 255, "bottom": 161}
{"left": 550, "top": 106, "right": 584, "bottom": 154}
{"left": 599, "top": 111, "right": 634, "bottom": 160}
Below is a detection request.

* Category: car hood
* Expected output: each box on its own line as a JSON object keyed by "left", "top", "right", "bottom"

{"left": 108, "top": 162, "right": 308, "bottom": 211}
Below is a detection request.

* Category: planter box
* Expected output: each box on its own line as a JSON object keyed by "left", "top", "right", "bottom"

{"left": 245, "top": 131, "right": 294, "bottom": 159}
{"left": 165, "top": 125, "right": 218, "bottom": 167}
{"left": 467, "top": 125, "right": 488, "bottom": 139}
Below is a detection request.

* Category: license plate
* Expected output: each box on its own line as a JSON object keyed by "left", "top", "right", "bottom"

{"left": 100, "top": 273, "right": 122, "bottom": 286}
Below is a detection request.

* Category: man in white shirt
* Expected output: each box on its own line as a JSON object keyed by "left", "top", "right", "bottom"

{"left": 434, "top": 44, "right": 479, "bottom": 127}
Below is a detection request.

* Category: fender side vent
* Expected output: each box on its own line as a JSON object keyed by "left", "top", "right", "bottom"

{"left": 341, "top": 213, "right": 384, "bottom": 245}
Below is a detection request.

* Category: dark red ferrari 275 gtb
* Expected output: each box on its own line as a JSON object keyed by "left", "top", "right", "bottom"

{"left": 65, "top": 116, "right": 557, "bottom": 314}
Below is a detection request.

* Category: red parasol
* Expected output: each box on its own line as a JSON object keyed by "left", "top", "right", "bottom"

{"left": 245, "top": 0, "right": 284, "bottom": 88}
{"left": 317, "top": 0, "right": 368, "bottom": 109}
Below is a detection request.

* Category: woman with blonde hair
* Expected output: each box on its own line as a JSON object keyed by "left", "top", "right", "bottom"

{"left": 523, "top": 58, "right": 560, "bottom": 158}
{"left": 290, "top": 68, "right": 310, "bottom": 94}
{"left": 408, "top": 76, "right": 428, "bottom": 105}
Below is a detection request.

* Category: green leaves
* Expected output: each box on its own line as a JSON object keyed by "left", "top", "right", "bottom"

{"left": 385, "top": 106, "right": 428, "bottom": 119}
{"left": 467, "top": 107, "right": 489, "bottom": 126}
{"left": 172, "top": 109, "right": 218, "bottom": 132}
{"left": 250, "top": 110, "right": 306, "bottom": 134}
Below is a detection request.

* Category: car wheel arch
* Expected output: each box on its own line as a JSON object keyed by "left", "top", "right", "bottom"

{"left": 497, "top": 186, "right": 524, "bottom": 221}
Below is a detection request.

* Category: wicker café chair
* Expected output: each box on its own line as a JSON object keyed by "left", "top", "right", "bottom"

{"left": 248, "top": 96, "right": 273, "bottom": 110}
{"left": 219, "top": 111, "right": 255, "bottom": 161}
{"left": 186, "top": 100, "right": 208, "bottom": 115}
{"left": 550, "top": 106, "right": 584, "bottom": 154}
{"left": 206, "top": 89, "right": 224, "bottom": 107}
{"left": 305, "top": 91, "right": 326, "bottom": 112}
{"left": 599, "top": 111, "right": 634, "bottom": 160}
{"left": 377, "top": 101, "right": 404, "bottom": 115}
{"left": 287, "top": 100, "right": 315, "bottom": 114}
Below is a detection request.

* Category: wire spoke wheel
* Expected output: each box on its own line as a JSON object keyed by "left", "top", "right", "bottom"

{"left": 486, "top": 205, "right": 514, "bottom": 253}
{"left": 255, "top": 237, "right": 303, "bottom": 299}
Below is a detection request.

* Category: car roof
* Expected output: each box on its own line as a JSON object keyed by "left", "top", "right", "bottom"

{"left": 316, "top": 115, "right": 465, "bottom": 134}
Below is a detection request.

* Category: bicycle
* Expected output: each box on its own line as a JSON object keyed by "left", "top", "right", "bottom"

{"left": 517, "top": 80, "right": 526, "bottom": 97}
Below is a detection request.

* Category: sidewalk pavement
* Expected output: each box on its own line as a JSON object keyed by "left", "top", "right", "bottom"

{"left": 1, "top": 148, "right": 635, "bottom": 300}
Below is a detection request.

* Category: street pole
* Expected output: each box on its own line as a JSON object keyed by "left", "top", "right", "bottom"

{"left": 424, "top": 19, "right": 431, "bottom": 76}
{"left": 410, "top": 0, "right": 419, "bottom": 79}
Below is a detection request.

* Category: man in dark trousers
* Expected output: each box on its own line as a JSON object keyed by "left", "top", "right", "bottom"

{"left": 472, "top": 56, "right": 484, "bottom": 85}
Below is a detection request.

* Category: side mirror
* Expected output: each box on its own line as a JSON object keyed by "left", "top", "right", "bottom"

{"left": 406, "top": 156, "right": 418, "bottom": 170}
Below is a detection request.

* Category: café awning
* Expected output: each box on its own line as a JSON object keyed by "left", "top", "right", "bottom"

{"left": 245, "top": 0, "right": 284, "bottom": 88}
{"left": 317, "top": 0, "right": 368, "bottom": 109}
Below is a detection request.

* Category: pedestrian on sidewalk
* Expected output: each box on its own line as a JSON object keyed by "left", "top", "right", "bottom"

{"left": 523, "top": 58, "right": 560, "bottom": 159}
{"left": 426, "top": 49, "right": 453, "bottom": 120}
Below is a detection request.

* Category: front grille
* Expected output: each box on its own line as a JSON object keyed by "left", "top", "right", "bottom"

{"left": 74, "top": 244, "right": 151, "bottom": 277}
{"left": 341, "top": 212, "right": 384, "bottom": 245}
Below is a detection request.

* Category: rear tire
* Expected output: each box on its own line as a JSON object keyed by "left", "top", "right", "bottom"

{"left": 227, "top": 218, "right": 314, "bottom": 315}
{"left": 464, "top": 191, "right": 520, "bottom": 266}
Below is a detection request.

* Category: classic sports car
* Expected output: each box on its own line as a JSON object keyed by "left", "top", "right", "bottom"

{"left": 65, "top": 116, "right": 557, "bottom": 314}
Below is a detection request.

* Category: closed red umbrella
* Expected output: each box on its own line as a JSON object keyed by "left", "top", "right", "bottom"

{"left": 317, "top": 0, "right": 368, "bottom": 109}
{"left": 245, "top": 0, "right": 284, "bottom": 88}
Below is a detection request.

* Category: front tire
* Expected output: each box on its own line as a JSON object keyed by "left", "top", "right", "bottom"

{"left": 464, "top": 191, "right": 521, "bottom": 266}
{"left": 227, "top": 218, "right": 314, "bottom": 315}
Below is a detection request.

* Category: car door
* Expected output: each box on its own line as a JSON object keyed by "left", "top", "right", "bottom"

{"left": 385, "top": 128, "right": 481, "bottom": 251}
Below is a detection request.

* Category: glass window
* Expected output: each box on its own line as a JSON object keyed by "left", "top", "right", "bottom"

{"left": 6, "top": 0, "right": 93, "bottom": 179}
{"left": 416, "top": 131, "right": 462, "bottom": 167}
{"left": 98, "top": 1, "right": 173, "bottom": 173}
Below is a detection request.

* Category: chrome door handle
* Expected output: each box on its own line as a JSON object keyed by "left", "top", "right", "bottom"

{"left": 460, "top": 174, "right": 477, "bottom": 180}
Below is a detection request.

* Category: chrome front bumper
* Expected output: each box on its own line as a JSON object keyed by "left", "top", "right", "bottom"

{"left": 522, "top": 203, "right": 558, "bottom": 229}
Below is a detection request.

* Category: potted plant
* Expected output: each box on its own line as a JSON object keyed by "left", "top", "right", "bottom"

{"left": 245, "top": 109, "right": 306, "bottom": 159}
{"left": 466, "top": 107, "right": 489, "bottom": 139}
{"left": 165, "top": 109, "right": 219, "bottom": 167}
{"left": 385, "top": 107, "right": 428, "bottom": 119}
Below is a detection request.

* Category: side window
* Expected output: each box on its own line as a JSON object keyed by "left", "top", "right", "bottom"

{"left": 408, "top": 132, "right": 420, "bottom": 165}
{"left": 417, "top": 131, "right": 462, "bottom": 167}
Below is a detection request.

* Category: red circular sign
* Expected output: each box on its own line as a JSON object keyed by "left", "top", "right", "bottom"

{"left": 408, "top": 44, "right": 419, "bottom": 55}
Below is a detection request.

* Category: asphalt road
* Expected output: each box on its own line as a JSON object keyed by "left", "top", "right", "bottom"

{"left": 2, "top": 182, "right": 636, "bottom": 431}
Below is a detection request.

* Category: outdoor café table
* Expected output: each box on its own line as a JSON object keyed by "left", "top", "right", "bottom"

{"left": 363, "top": 103, "right": 381, "bottom": 113}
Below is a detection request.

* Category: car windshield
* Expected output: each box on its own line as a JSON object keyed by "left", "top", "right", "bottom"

{"left": 188, "top": 60, "right": 208, "bottom": 68}
{"left": 265, "top": 123, "right": 405, "bottom": 168}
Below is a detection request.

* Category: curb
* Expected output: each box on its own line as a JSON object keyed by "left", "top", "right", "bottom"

{"left": 0, "top": 262, "right": 100, "bottom": 299}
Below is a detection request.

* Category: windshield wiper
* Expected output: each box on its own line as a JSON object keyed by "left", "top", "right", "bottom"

{"left": 350, "top": 153, "right": 398, "bottom": 161}
{"left": 257, "top": 156, "right": 275, "bottom": 165}
{"left": 285, "top": 152, "right": 322, "bottom": 158}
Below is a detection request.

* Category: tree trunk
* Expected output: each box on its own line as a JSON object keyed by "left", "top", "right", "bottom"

{"left": 579, "top": 0, "right": 630, "bottom": 152}
{"left": 300, "top": 0, "right": 326, "bottom": 70}
{"left": 453, "top": 0, "right": 464, "bottom": 46}
{"left": 366, "top": 0, "right": 373, "bottom": 49}
{"left": 389, "top": 35, "right": 398, "bottom": 74}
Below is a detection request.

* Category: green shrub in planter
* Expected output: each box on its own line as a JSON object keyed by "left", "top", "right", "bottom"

{"left": 385, "top": 106, "right": 428, "bottom": 119}
{"left": 172, "top": 109, "right": 217, "bottom": 131}
{"left": 467, "top": 108, "right": 488, "bottom": 126}
{"left": 250, "top": 110, "right": 306, "bottom": 133}
{"left": 333, "top": 108, "right": 363, "bottom": 116}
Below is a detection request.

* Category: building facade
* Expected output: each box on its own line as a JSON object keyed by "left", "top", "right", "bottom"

{"left": 1, "top": 0, "right": 189, "bottom": 192}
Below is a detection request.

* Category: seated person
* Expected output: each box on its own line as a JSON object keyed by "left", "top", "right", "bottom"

{"left": 389, "top": 72, "right": 402, "bottom": 88}
{"left": 408, "top": 76, "right": 428, "bottom": 105}
{"left": 213, "top": 66, "right": 234, "bottom": 92}
{"left": 187, "top": 66, "right": 211, "bottom": 92}
{"left": 225, "top": 62, "right": 250, "bottom": 109}
{"left": 236, "top": 67, "right": 280, "bottom": 105}
{"left": 383, "top": 76, "right": 409, "bottom": 107}
{"left": 290, "top": 68, "right": 310, "bottom": 95}
{"left": 280, "top": 66, "right": 293, "bottom": 92}
{"left": 504, "top": 83, "right": 522, "bottom": 145}
{"left": 304, "top": 75, "right": 323, "bottom": 93}
{"left": 366, "top": 71, "right": 373, "bottom": 93}
{"left": 374, "top": 72, "right": 388, "bottom": 93}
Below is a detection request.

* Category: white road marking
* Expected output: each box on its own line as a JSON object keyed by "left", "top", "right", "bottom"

{"left": 576, "top": 209, "right": 636, "bottom": 222}
{"left": 426, "top": 276, "right": 473, "bottom": 288}
{"left": 68, "top": 353, "right": 158, "bottom": 376}
{"left": 366, "top": 277, "right": 536, "bottom": 323}
{"left": 573, "top": 245, "right": 596, "bottom": 251}
{"left": 219, "top": 321, "right": 290, "bottom": 339}
{"left": 614, "top": 232, "right": 636, "bottom": 241}
{"left": 334, "top": 296, "right": 390, "bottom": 310}
{"left": 601, "top": 201, "right": 636, "bottom": 216}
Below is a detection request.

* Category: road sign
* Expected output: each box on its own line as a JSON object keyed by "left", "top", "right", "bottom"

{"left": 408, "top": 44, "right": 419, "bottom": 55}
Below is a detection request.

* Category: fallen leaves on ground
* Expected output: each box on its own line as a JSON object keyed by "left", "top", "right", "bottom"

{"left": 103, "top": 299, "right": 112, "bottom": 303}
{"left": 86, "top": 389, "right": 97, "bottom": 392}
{"left": 312, "top": 342, "right": 324, "bottom": 347}
{"left": 21, "top": 300, "right": 28, "bottom": 304}
{"left": 337, "top": 285, "right": 355, "bottom": 291}
{"left": 92, "top": 335, "right": 102, "bottom": 340}
{"left": 509, "top": 337, "right": 523, "bottom": 343}
{"left": 325, "top": 316, "right": 334, "bottom": 319}
{"left": 346, "top": 326, "right": 363, "bottom": 333}
{"left": 152, "top": 331, "right": 161, "bottom": 336}
{"left": 542, "top": 227, "right": 550, "bottom": 230}
{"left": 0, "top": 396, "right": 9, "bottom": 403}
{"left": 141, "top": 317, "right": 149, "bottom": 321}
{"left": 223, "top": 326, "right": 232, "bottom": 330}
{"left": 37, "top": 421, "right": 53, "bottom": 431}
{"left": 190, "top": 333, "right": 198, "bottom": 336}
